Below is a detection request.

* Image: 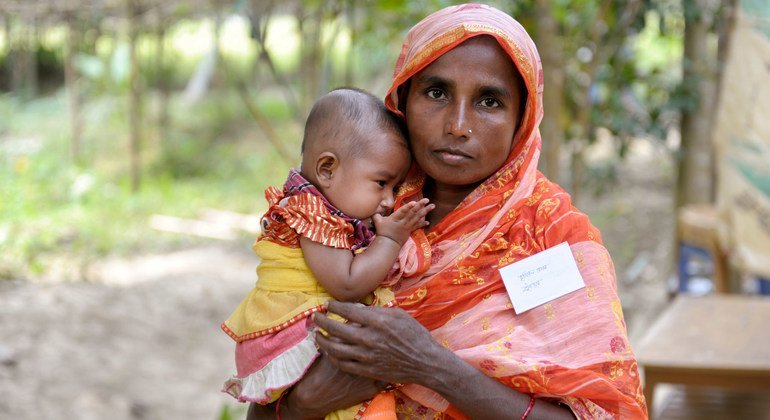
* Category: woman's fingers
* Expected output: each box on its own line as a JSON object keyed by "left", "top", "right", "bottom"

{"left": 316, "top": 333, "right": 381, "bottom": 378}
{"left": 313, "top": 311, "right": 370, "bottom": 344}
{"left": 315, "top": 330, "right": 371, "bottom": 363}
{"left": 324, "top": 300, "right": 387, "bottom": 326}
{"left": 314, "top": 302, "right": 443, "bottom": 385}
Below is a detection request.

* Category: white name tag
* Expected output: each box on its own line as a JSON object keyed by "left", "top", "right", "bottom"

{"left": 499, "top": 242, "right": 585, "bottom": 314}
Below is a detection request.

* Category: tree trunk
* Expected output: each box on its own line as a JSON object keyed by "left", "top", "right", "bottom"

{"left": 65, "top": 18, "right": 83, "bottom": 164}
{"left": 344, "top": 0, "right": 356, "bottom": 86}
{"left": 568, "top": 3, "right": 605, "bottom": 203}
{"left": 127, "top": 0, "right": 142, "bottom": 192}
{"left": 1, "top": 14, "right": 8, "bottom": 63}
{"left": 156, "top": 22, "right": 170, "bottom": 148}
{"left": 249, "top": 0, "right": 301, "bottom": 116}
{"left": 533, "top": 0, "right": 565, "bottom": 184}
{"left": 677, "top": 0, "right": 719, "bottom": 208}
{"left": 1, "top": 14, "right": 9, "bottom": 89}
{"left": 28, "top": 19, "right": 38, "bottom": 98}
{"left": 298, "top": 4, "right": 323, "bottom": 112}
{"left": 9, "top": 16, "right": 36, "bottom": 100}
{"left": 712, "top": 0, "right": 737, "bottom": 196}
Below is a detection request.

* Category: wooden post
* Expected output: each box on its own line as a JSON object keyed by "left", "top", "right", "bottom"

{"left": 64, "top": 16, "right": 83, "bottom": 164}
{"left": 127, "top": 0, "right": 142, "bottom": 192}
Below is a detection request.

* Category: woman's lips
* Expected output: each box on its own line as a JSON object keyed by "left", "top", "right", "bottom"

{"left": 435, "top": 149, "right": 471, "bottom": 164}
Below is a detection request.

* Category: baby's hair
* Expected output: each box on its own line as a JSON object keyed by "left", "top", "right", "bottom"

{"left": 301, "top": 87, "right": 407, "bottom": 161}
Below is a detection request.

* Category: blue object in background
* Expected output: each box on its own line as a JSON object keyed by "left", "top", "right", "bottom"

{"left": 760, "top": 278, "right": 770, "bottom": 294}
{"left": 679, "top": 241, "right": 770, "bottom": 295}
{"left": 678, "top": 242, "right": 715, "bottom": 295}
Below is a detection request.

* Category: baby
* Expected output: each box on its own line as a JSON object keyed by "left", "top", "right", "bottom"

{"left": 222, "top": 87, "right": 432, "bottom": 418}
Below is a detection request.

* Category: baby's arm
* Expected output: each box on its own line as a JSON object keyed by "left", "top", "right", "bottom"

{"left": 301, "top": 198, "right": 433, "bottom": 302}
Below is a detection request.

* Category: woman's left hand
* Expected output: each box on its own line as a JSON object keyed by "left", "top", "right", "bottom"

{"left": 313, "top": 301, "right": 442, "bottom": 386}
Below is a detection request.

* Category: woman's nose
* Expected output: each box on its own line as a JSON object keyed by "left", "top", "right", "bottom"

{"left": 445, "top": 100, "right": 471, "bottom": 138}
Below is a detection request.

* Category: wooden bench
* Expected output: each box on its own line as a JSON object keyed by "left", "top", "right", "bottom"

{"left": 636, "top": 295, "right": 770, "bottom": 418}
{"left": 652, "top": 385, "right": 770, "bottom": 419}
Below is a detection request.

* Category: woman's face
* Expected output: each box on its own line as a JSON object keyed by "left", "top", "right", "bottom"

{"left": 404, "top": 36, "right": 523, "bottom": 192}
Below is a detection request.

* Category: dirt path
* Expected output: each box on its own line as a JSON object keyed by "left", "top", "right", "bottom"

{"left": 0, "top": 246, "right": 256, "bottom": 420}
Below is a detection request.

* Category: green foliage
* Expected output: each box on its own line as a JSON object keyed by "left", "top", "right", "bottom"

{"left": 507, "top": 0, "right": 690, "bottom": 190}
{"left": 0, "top": 88, "right": 293, "bottom": 281}
{"left": 218, "top": 403, "right": 246, "bottom": 420}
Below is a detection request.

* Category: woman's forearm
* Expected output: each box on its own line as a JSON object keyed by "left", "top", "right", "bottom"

{"left": 419, "top": 345, "right": 574, "bottom": 419}
{"left": 244, "top": 393, "right": 324, "bottom": 420}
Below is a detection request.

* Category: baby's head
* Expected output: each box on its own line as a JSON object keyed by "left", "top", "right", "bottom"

{"left": 300, "top": 88, "right": 410, "bottom": 221}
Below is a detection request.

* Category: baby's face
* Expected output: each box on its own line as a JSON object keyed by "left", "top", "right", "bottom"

{"left": 323, "top": 130, "right": 410, "bottom": 221}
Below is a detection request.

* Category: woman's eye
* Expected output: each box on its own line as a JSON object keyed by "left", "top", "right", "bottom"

{"left": 377, "top": 180, "right": 387, "bottom": 187}
{"left": 426, "top": 89, "right": 445, "bottom": 99}
{"left": 480, "top": 98, "right": 501, "bottom": 108}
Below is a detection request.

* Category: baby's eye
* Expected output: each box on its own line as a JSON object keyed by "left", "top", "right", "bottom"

{"left": 480, "top": 98, "right": 501, "bottom": 108}
{"left": 377, "top": 180, "right": 387, "bottom": 187}
{"left": 426, "top": 89, "right": 445, "bottom": 100}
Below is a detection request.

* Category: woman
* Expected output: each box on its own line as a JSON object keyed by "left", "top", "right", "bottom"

{"left": 249, "top": 4, "right": 647, "bottom": 419}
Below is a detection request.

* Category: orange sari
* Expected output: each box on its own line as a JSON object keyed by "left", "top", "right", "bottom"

{"left": 383, "top": 4, "right": 647, "bottom": 419}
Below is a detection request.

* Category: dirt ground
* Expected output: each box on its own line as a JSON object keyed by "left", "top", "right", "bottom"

{"left": 0, "top": 140, "right": 675, "bottom": 420}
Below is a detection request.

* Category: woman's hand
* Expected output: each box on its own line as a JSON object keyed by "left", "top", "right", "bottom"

{"left": 313, "top": 301, "right": 443, "bottom": 385}
{"left": 314, "top": 301, "right": 575, "bottom": 420}
{"left": 246, "top": 356, "right": 384, "bottom": 420}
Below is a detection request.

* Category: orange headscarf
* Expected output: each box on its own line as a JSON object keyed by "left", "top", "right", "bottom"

{"left": 384, "top": 4, "right": 647, "bottom": 419}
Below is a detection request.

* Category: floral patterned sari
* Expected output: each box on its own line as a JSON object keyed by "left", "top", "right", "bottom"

{"left": 383, "top": 4, "right": 647, "bottom": 419}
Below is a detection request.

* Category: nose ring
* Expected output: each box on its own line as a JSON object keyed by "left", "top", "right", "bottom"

{"left": 468, "top": 129, "right": 473, "bottom": 134}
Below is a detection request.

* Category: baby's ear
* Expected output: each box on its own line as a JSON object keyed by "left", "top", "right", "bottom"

{"left": 315, "top": 152, "right": 339, "bottom": 189}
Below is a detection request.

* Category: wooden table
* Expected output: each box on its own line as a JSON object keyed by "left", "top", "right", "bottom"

{"left": 636, "top": 295, "right": 770, "bottom": 417}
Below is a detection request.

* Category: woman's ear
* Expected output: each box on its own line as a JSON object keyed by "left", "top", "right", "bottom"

{"left": 315, "top": 152, "right": 339, "bottom": 189}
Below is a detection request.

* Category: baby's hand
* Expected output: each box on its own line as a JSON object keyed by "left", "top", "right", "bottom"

{"left": 372, "top": 198, "right": 434, "bottom": 246}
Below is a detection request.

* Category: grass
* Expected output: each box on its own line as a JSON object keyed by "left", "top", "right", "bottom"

{"left": 0, "top": 87, "right": 302, "bottom": 280}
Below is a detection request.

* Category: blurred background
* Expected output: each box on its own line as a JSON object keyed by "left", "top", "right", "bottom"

{"left": 1, "top": 0, "right": 768, "bottom": 419}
